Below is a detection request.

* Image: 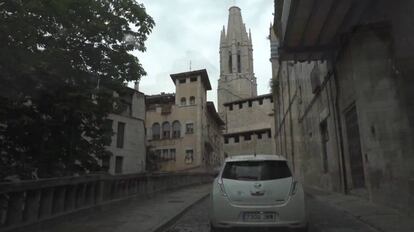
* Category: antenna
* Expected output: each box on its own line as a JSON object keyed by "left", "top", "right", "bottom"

{"left": 189, "top": 60, "right": 192, "bottom": 71}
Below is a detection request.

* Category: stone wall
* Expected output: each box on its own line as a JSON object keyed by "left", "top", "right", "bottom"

{"left": 222, "top": 95, "right": 276, "bottom": 156}
{"left": 273, "top": 0, "right": 414, "bottom": 213}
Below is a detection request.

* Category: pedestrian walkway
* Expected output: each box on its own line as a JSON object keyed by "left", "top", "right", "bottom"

{"left": 12, "top": 184, "right": 211, "bottom": 232}
{"left": 306, "top": 187, "right": 414, "bottom": 232}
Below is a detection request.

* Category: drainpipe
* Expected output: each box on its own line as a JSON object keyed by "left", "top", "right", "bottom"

{"left": 330, "top": 57, "right": 348, "bottom": 194}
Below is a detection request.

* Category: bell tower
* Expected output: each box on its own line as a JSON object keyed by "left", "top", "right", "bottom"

{"left": 218, "top": 6, "right": 257, "bottom": 117}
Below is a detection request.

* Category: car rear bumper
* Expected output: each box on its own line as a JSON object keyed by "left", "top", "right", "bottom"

{"left": 210, "top": 191, "right": 307, "bottom": 229}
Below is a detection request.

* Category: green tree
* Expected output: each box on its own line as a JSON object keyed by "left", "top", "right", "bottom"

{"left": 0, "top": 0, "right": 154, "bottom": 180}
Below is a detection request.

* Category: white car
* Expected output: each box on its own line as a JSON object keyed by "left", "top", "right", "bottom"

{"left": 209, "top": 154, "right": 308, "bottom": 231}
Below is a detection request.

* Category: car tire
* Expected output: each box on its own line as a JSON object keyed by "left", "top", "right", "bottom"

{"left": 295, "top": 225, "right": 309, "bottom": 232}
{"left": 210, "top": 223, "right": 221, "bottom": 232}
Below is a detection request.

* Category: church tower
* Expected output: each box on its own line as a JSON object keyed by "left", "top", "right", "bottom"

{"left": 218, "top": 6, "right": 257, "bottom": 117}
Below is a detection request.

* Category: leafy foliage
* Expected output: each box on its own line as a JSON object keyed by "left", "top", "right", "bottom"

{"left": 0, "top": 0, "right": 154, "bottom": 180}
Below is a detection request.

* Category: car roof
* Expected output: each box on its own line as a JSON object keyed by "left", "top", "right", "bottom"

{"left": 224, "top": 154, "right": 287, "bottom": 162}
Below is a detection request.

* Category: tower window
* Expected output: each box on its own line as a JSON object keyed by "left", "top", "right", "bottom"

{"left": 234, "top": 136, "right": 239, "bottom": 143}
{"left": 189, "top": 96, "right": 195, "bottom": 105}
{"left": 228, "top": 51, "right": 232, "bottom": 73}
{"left": 186, "top": 123, "right": 194, "bottom": 134}
{"left": 237, "top": 50, "right": 241, "bottom": 73}
{"left": 180, "top": 97, "right": 186, "bottom": 106}
{"left": 244, "top": 134, "right": 251, "bottom": 141}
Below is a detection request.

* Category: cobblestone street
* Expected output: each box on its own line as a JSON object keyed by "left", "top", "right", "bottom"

{"left": 164, "top": 194, "right": 378, "bottom": 232}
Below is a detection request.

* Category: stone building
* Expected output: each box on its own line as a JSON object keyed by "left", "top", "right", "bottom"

{"left": 145, "top": 69, "right": 224, "bottom": 172}
{"left": 218, "top": 6, "right": 275, "bottom": 156}
{"left": 105, "top": 87, "right": 146, "bottom": 174}
{"left": 272, "top": 0, "right": 414, "bottom": 214}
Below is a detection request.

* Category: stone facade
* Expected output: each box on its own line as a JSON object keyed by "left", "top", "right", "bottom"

{"left": 105, "top": 88, "right": 146, "bottom": 175}
{"left": 218, "top": 6, "right": 275, "bottom": 157}
{"left": 145, "top": 69, "right": 224, "bottom": 172}
{"left": 272, "top": 0, "right": 414, "bottom": 214}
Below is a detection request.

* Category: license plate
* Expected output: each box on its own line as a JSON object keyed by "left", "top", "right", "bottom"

{"left": 243, "top": 212, "right": 277, "bottom": 222}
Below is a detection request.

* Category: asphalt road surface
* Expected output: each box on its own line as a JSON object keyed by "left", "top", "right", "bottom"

{"left": 164, "top": 194, "right": 378, "bottom": 232}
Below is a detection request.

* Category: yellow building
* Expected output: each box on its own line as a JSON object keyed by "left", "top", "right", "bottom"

{"left": 145, "top": 69, "right": 224, "bottom": 172}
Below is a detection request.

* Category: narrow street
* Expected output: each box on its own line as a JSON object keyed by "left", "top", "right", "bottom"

{"left": 164, "top": 194, "right": 377, "bottom": 232}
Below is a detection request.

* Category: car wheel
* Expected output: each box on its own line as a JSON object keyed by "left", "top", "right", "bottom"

{"left": 210, "top": 223, "right": 221, "bottom": 232}
{"left": 295, "top": 225, "right": 309, "bottom": 232}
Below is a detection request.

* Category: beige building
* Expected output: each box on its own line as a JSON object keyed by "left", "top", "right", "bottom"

{"left": 145, "top": 69, "right": 224, "bottom": 172}
{"left": 104, "top": 87, "right": 146, "bottom": 175}
{"left": 272, "top": 0, "right": 414, "bottom": 214}
{"left": 218, "top": 6, "right": 275, "bottom": 156}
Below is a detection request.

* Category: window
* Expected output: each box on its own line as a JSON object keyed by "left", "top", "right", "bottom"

{"left": 229, "top": 104, "right": 233, "bottom": 111}
{"left": 102, "top": 156, "right": 110, "bottom": 171}
{"left": 179, "top": 78, "right": 186, "bottom": 84}
{"left": 244, "top": 134, "right": 251, "bottom": 141}
{"left": 180, "top": 97, "right": 186, "bottom": 106}
{"left": 248, "top": 101, "right": 253, "bottom": 107}
{"left": 186, "top": 123, "right": 194, "bottom": 134}
{"left": 239, "top": 103, "right": 243, "bottom": 109}
{"left": 162, "top": 121, "right": 170, "bottom": 139}
{"left": 115, "top": 156, "right": 123, "bottom": 174}
{"left": 234, "top": 136, "right": 239, "bottom": 143}
{"left": 190, "top": 77, "right": 197, "bottom": 82}
{"left": 237, "top": 50, "right": 241, "bottom": 73}
{"left": 222, "top": 161, "right": 292, "bottom": 181}
{"left": 104, "top": 119, "right": 113, "bottom": 146}
{"left": 224, "top": 137, "right": 229, "bottom": 144}
{"left": 320, "top": 120, "right": 329, "bottom": 173}
{"left": 185, "top": 150, "right": 194, "bottom": 164}
{"left": 189, "top": 96, "right": 195, "bottom": 105}
{"left": 172, "top": 121, "right": 181, "bottom": 138}
{"left": 155, "top": 150, "right": 161, "bottom": 161}
{"left": 162, "top": 149, "right": 169, "bottom": 161}
{"left": 116, "top": 122, "right": 125, "bottom": 148}
{"left": 267, "top": 130, "right": 272, "bottom": 138}
{"left": 152, "top": 123, "right": 160, "bottom": 140}
{"left": 259, "top": 99, "right": 263, "bottom": 105}
{"left": 170, "top": 149, "right": 176, "bottom": 161}
{"left": 257, "top": 133, "right": 263, "bottom": 139}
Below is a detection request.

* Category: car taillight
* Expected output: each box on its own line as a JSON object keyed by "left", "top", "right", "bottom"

{"left": 217, "top": 178, "right": 227, "bottom": 197}
{"left": 290, "top": 180, "right": 298, "bottom": 196}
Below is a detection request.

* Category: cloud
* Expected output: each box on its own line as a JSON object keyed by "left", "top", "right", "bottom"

{"left": 134, "top": 0, "right": 274, "bottom": 104}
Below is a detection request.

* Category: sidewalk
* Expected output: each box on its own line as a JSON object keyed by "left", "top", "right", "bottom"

{"left": 13, "top": 184, "right": 211, "bottom": 232}
{"left": 306, "top": 187, "right": 414, "bottom": 232}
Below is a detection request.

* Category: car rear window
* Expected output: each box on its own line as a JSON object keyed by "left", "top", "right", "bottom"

{"left": 221, "top": 160, "right": 292, "bottom": 181}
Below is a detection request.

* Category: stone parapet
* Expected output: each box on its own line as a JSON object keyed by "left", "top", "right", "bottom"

{"left": 0, "top": 172, "right": 213, "bottom": 231}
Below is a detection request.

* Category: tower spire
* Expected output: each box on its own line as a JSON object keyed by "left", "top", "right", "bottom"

{"left": 220, "top": 26, "right": 226, "bottom": 44}
{"left": 218, "top": 6, "right": 257, "bottom": 117}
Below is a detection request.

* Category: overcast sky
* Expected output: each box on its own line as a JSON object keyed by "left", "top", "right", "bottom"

{"left": 133, "top": 0, "right": 274, "bottom": 105}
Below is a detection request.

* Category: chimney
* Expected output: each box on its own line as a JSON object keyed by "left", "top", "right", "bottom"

{"left": 134, "top": 81, "right": 139, "bottom": 91}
